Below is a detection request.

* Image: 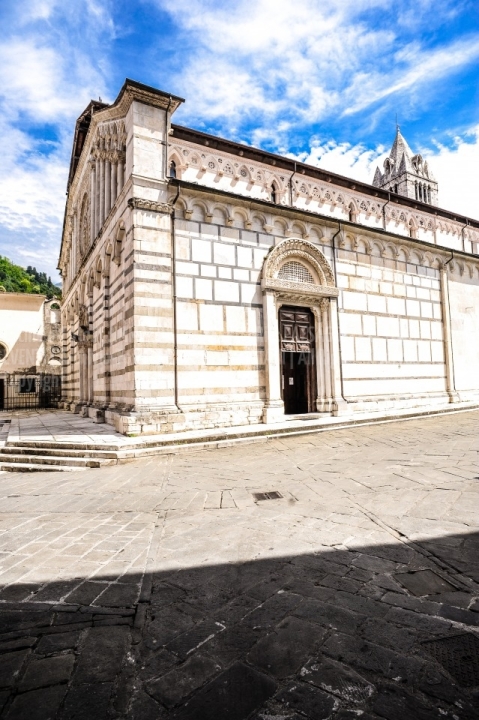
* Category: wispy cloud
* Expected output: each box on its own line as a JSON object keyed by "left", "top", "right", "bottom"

{"left": 0, "top": 1, "right": 114, "bottom": 277}
{"left": 156, "top": 0, "right": 479, "bottom": 140}
{"left": 344, "top": 36, "right": 479, "bottom": 115}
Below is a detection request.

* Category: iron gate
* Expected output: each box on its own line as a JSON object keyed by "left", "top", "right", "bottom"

{"left": 0, "top": 375, "right": 61, "bottom": 411}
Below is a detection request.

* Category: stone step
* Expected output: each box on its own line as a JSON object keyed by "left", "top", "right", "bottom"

{"left": 6, "top": 440, "right": 124, "bottom": 452}
{"left": 0, "top": 462, "right": 88, "bottom": 473}
{"left": 0, "top": 445, "right": 119, "bottom": 459}
{"left": 0, "top": 453, "right": 109, "bottom": 468}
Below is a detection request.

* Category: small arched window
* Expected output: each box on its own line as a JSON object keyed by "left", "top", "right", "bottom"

{"left": 427, "top": 185, "right": 431, "bottom": 204}
{"left": 394, "top": 184, "right": 398, "bottom": 194}
{"left": 278, "top": 261, "right": 314, "bottom": 284}
{"left": 169, "top": 160, "right": 177, "bottom": 179}
{"left": 348, "top": 203, "right": 357, "bottom": 223}
{"left": 50, "top": 303, "right": 61, "bottom": 324}
{"left": 271, "top": 184, "right": 278, "bottom": 203}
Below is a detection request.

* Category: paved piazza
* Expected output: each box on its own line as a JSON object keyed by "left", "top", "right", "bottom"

{"left": 0, "top": 411, "right": 478, "bottom": 719}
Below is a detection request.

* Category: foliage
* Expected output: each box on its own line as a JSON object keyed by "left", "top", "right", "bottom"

{"left": 0, "top": 256, "right": 61, "bottom": 299}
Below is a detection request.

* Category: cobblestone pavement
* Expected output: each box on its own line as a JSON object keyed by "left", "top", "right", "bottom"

{"left": 0, "top": 410, "right": 478, "bottom": 719}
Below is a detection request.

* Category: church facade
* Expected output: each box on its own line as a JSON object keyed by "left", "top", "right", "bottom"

{"left": 57, "top": 79, "right": 479, "bottom": 435}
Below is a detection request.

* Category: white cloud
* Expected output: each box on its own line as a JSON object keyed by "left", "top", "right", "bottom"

{"left": 157, "top": 0, "right": 479, "bottom": 137}
{"left": 344, "top": 37, "right": 479, "bottom": 116}
{"left": 0, "top": 120, "right": 68, "bottom": 279}
{"left": 425, "top": 126, "right": 479, "bottom": 217}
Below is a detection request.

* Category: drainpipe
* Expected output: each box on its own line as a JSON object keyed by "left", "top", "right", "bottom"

{"left": 441, "top": 250, "right": 457, "bottom": 402}
{"left": 289, "top": 162, "right": 297, "bottom": 206}
{"left": 170, "top": 182, "right": 181, "bottom": 410}
{"left": 382, "top": 192, "right": 391, "bottom": 230}
{"left": 164, "top": 95, "right": 173, "bottom": 180}
{"left": 331, "top": 221, "right": 347, "bottom": 405}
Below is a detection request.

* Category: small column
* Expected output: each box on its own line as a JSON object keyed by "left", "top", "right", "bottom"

{"left": 321, "top": 299, "right": 332, "bottom": 411}
{"left": 79, "top": 344, "right": 87, "bottom": 402}
{"left": 87, "top": 340, "right": 94, "bottom": 405}
{"left": 262, "top": 291, "right": 284, "bottom": 423}
{"left": 313, "top": 305, "right": 326, "bottom": 412}
{"left": 90, "top": 161, "right": 96, "bottom": 242}
{"left": 117, "top": 155, "right": 124, "bottom": 196}
{"left": 95, "top": 157, "right": 100, "bottom": 236}
{"left": 105, "top": 158, "right": 111, "bottom": 217}
{"left": 440, "top": 266, "right": 459, "bottom": 402}
{"left": 99, "top": 156, "right": 105, "bottom": 228}
{"left": 328, "top": 297, "right": 348, "bottom": 416}
{"left": 110, "top": 160, "right": 117, "bottom": 209}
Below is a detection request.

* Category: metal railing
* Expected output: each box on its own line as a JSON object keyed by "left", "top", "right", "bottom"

{"left": 0, "top": 374, "right": 61, "bottom": 411}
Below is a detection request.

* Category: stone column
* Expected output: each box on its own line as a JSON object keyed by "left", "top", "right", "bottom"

{"left": 95, "top": 157, "right": 100, "bottom": 236}
{"left": 110, "top": 160, "right": 117, "bottom": 209}
{"left": 90, "top": 161, "right": 96, "bottom": 242}
{"left": 103, "top": 273, "right": 111, "bottom": 407}
{"left": 321, "top": 299, "right": 332, "bottom": 411}
{"left": 329, "top": 297, "right": 348, "bottom": 416}
{"left": 79, "top": 344, "right": 87, "bottom": 402}
{"left": 105, "top": 158, "right": 111, "bottom": 217}
{"left": 312, "top": 305, "right": 326, "bottom": 412}
{"left": 262, "top": 291, "right": 285, "bottom": 423}
{"left": 87, "top": 340, "right": 94, "bottom": 405}
{"left": 99, "top": 156, "right": 105, "bottom": 228}
{"left": 117, "top": 155, "right": 124, "bottom": 196}
{"left": 440, "top": 266, "right": 459, "bottom": 402}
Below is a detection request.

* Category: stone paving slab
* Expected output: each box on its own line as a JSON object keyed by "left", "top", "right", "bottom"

{"left": 0, "top": 411, "right": 478, "bottom": 717}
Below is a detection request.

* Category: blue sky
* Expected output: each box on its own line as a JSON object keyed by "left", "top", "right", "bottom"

{"left": 0, "top": 0, "right": 478, "bottom": 280}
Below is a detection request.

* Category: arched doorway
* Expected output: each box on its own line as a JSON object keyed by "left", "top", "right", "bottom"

{"left": 261, "top": 238, "right": 346, "bottom": 423}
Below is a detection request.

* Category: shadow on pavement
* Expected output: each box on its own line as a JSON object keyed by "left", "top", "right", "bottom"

{"left": 0, "top": 533, "right": 479, "bottom": 719}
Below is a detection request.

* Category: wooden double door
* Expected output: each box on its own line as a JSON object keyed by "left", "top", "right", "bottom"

{"left": 279, "top": 306, "right": 317, "bottom": 415}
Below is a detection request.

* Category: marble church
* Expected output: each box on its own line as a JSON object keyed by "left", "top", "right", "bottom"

{"left": 57, "top": 79, "right": 479, "bottom": 435}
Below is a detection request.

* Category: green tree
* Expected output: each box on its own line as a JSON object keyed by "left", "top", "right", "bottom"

{"left": 0, "top": 256, "right": 61, "bottom": 299}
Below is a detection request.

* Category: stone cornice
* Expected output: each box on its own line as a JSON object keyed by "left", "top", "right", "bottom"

{"left": 127, "top": 198, "right": 172, "bottom": 214}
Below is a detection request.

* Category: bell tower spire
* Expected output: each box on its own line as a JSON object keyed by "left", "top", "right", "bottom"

{"left": 372, "top": 128, "right": 438, "bottom": 206}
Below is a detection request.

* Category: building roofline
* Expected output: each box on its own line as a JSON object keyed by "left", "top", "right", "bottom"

{"left": 171, "top": 124, "right": 479, "bottom": 229}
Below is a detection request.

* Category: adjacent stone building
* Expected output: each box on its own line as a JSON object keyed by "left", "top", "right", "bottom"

{"left": 57, "top": 79, "right": 479, "bottom": 435}
{"left": 0, "top": 293, "right": 61, "bottom": 410}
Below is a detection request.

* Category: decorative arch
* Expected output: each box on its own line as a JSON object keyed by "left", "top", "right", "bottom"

{"left": 113, "top": 219, "right": 126, "bottom": 264}
{"left": 87, "top": 269, "right": 95, "bottom": 297}
{"left": 79, "top": 194, "right": 90, "bottom": 258}
{"left": 263, "top": 238, "right": 335, "bottom": 288}
{"left": 94, "top": 258, "right": 102, "bottom": 289}
{"left": 232, "top": 207, "right": 250, "bottom": 229}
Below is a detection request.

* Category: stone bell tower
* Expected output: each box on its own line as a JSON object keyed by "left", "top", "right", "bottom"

{"left": 373, "top": 127, "right": 438, "bottom": 206}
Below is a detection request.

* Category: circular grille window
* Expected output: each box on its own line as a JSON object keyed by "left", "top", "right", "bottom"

{"left": 278, "top": 261, "right": 314, "bottom": 284}
{"left": 0, "top": 343, "right": 7, "bottom": 360}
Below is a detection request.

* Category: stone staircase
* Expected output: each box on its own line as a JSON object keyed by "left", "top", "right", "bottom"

{"left": 1, "top": 402, "right": 479, "bottom": 473}
{"left": 0, "top": 441, "right": 121, "bottom": 472}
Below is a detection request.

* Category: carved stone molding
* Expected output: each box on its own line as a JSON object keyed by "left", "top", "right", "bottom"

{"left": 262, "top": 278, "right": 339, "bottom": 299}
{"left": 127, "top": 198, "right": 172, "bottom": 214}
